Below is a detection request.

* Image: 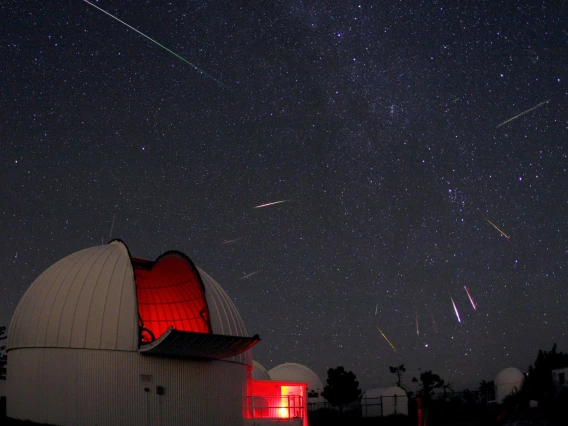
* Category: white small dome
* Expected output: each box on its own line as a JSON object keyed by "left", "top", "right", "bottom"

{"left": 495, "top": 367, "right": 525, "bottom": 403}
{"left": 252, "top": 360, "right": 270, "bottom": 380}
{"left": 496, "top": 367, "right": 525, "bottom": 386}
{"left": 268, "top": 363, "right": 324, "bottom": 397}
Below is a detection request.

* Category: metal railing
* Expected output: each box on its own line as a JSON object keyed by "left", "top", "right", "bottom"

{"left": 308, "top": 395, "right": 407, "bottom": 418}
{"left": 361, "top": 395, "right": 404, "bottom": 417}
{"left": 244, "top": 395, "right": 305, "bottom": 420}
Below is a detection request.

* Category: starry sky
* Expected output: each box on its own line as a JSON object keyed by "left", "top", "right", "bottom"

{"left": 1, "top": 0, "right": 566, "bottom": 392}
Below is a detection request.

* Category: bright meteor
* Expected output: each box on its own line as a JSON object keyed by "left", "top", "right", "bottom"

{"left": 451, "top": 297, "right": 461, "bottom": 323}
{"left": 485, "top": 218, "right": 510, "bottom": 239}
{"left": 82, "top": 0, "right": 227, "bottom": 88}
{"left": 253, "top": 200, "right": 291, "bottom": 209}
{"left": 464, "top": 286, "right": 477, "bottom": 311}
{"left": 497, "top": 99, "right": 550, "bottom": 128}
{"left": 376, "top": 325, "right": 397, "bottom": 352}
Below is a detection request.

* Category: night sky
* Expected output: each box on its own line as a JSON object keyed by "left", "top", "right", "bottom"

{"left": 1, "top": 0, "right": 566, "bottom": 392}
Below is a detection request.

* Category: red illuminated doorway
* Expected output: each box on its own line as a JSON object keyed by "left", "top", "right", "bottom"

{"left": 245, "top": 380, "right": 308, "bottom": 426}
{"left": 133, "top": 253, "right": 211, "bottom": 343}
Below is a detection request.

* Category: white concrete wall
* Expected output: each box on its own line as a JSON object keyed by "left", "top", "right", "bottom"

{"left": 7, "top": 348, "right": 247, "bottom": 426}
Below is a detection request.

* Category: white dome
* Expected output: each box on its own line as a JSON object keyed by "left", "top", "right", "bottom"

{"left": 268, "top": 363, "right": 324, "bottom": 393}
{"left": 495, "top": 367, "right": 525, "bottom": 403}
{"left": 198, "top": 267, "right": 250, "bottom": 338}
{"left": 7, "top": 241, "right": 252, "bottom": 365}
{"left": 252, "top": 360, "right": 271, "bottom": 380}
{"left": 362, "top": 387, "right": 408, "bottom": 417}
{"left": 495, "top": 367, "right": 524, "bottom": 386}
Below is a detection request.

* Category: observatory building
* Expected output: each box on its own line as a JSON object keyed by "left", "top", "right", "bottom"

{"left": 6, "top": 240, "right": 261, "bottom": 426}
{"left": 495, "top": 367, "right": 525, "bottom": 403}
{"left": 269, "top": 363, "right": 325, "bottom": 403}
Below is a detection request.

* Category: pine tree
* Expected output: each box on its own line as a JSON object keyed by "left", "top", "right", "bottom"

{"left": 322, "top": 366, "right": 362, "bottom": 408}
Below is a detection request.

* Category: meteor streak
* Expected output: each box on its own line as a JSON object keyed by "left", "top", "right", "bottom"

{"left": 82, "top": 0, "right": 227, "bottom": 88}
{"left": 375, "top": 302, "right": 378, "bottom": 316}
{"left": 497, "top": 99, "right": 550, "bottom": 128}
{"left": 240, "top": 271, "right": 260, "bottom": 280}
{"left": 464, "top": 286, "right": 477, "bottom": 310}
{"left": 221, "top": 237, "right": 243, "bottom": 245}
{"left": 253, "top": 200, "right": 291, "bottom": 209}
{"left": 485, "top": 218, "right": 510, "bottom": 239}
{"left": 416, "top": 312, "right": 420, "bottom": 336}
{"left": 376, "top": 325, "right": 397, "bottom": 352}
{"left": 451, "top": 297, "right": 461, "bottom": 323}
{"left": 108, "top": 213, "right": 116, "bottom": 238}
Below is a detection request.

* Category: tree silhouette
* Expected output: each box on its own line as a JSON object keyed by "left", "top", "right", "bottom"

{"left": 524, "top": 343, "right": 568, "bottom": 405}
{"left": 462, "top": 389, "right": 476, "bottom": 405}
{"left": 389, "top": 364, "right": 406, "bottom": 387}
{"left": 478, "top": 380, "right": 495, "bottom": 403}
{"left": 322, "top": 366, "right": 362, "bottom": 408}
{"left": 412, "top": 370, "right": 445, "bottom": 397}
{"left": 441, "top": 381, "right": 454, "bottom": 398}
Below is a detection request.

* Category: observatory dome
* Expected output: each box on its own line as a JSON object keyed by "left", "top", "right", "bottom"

{"left": 495, "top": 367, "right": 525, "bottom": 403}
{"left": 8, "top": 240, "right": 255, "bottom": 364}
{"left": 269, "top": 363, "right": 324, "bottom": 398}
{"left": 252, "top": 360, "right": 271, "bottom": 380}
{"left": 6, "top": 240, "right": 260, "bottom": 426}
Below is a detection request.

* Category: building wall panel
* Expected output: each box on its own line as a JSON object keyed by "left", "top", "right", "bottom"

{"left": 7, "top": 348, "right": 246, "bottom": 426}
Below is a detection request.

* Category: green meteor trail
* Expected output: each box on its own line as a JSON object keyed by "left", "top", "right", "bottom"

{"left": 497, "top": 99, "right": 550, "bottom": 128}
{"left": 83, "top": 0, "right": 227, "bottom": 88}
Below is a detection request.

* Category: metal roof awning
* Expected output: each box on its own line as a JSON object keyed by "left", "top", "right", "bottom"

{"left": 139, "top": 327, "right": 260, "bottom": 359}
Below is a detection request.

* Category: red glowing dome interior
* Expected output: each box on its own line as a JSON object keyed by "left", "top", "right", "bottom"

{"left": 134, "top": 254, "right": 211, "bottom": 339}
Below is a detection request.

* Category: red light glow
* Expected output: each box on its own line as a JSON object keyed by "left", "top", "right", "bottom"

{"left": 279, "top": 385, "right": 303, "bottom": 418}
{"left": 134, "top": 254, "right": 210, "bottom": 339}
{"left": 246, "top": 380, "right": 307, "bottom": 425}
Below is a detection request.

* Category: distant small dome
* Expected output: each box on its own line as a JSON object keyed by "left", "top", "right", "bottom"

{"left": 268, "top": 363, "right": 324, "bottom": 395}
{"left": 495, "top": 367, "right": 525, "bottom": 403}
{"left": 496, "top": 367, "right": 525, "bottom": 386}
{"left": 252, "top": 360, "right": 270, "bottom": 380}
